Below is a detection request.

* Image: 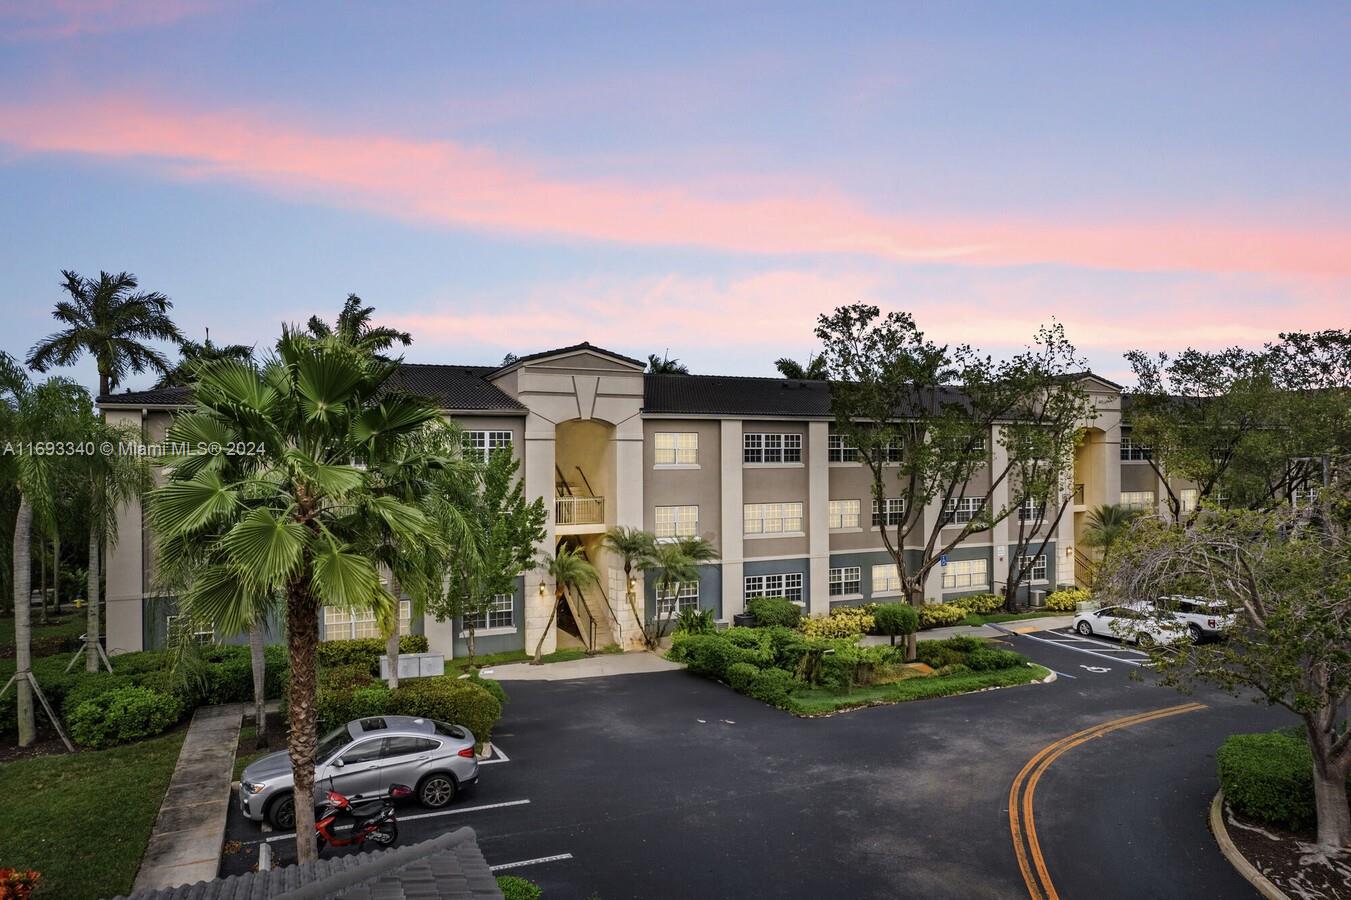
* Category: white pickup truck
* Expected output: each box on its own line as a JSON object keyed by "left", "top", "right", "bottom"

{"left": 1156, "top": 596, "right": 1236, "bottom": 642}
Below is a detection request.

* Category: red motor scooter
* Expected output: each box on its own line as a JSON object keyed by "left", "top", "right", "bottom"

{"left": 315, "top": 783, "right": 413, "bottom": 854}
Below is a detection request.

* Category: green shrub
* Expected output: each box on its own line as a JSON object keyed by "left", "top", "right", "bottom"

{"left": 200, "top": 654, "right": 253, "bottom": 704}
{"left": 873, "top": 604, "right": 919, "bottom": 644}
{"left": 467, "top": 673, "right": 509, "bottom": 708}
{"left": 1045, "top": 587, "right": 1091, "bottom": 612}
{"left": 390, "top": 676, "right": 502, "bottom": 747}
{"left": 746, "top": 668, "right": 796, "bottom": 707}
{"left": 747, "top": 597, "right": 802, "bottom": 628}
{"left": 496, "top": 876, "right": 543, "bottom": 900}
{"left": 675, "top": 607, "right": 716, "bottom": 634}
{"left": 724, "top": 662, "right": 761, "bottom": 694}
{"left": 918, "top": 603, "right": 966, "bottom": 628}
{"left": 965, "top": 647, "right": 1027, "bottom": 671}
{"left": 1217, "top": 731, "right": 1321, "bottom": 831}
{"left": 68, "top": 687, "right": 182, "bottom": 749}
{"left": 943, "top": 635, "right": 983, "bottom": 653}
{"left": 950, "top": 593, "right": 1004, "bottom": 614}
{"left": 915, "top": 636, "right": 994, "bottom": 670}
{"left": 60, "top": 673, "right": 136, "bottom": 717}
{"left": 316, "top": 635, "right": 430, "bottom": 672}
{"left": 314, "top": 665, "right": 382, "bottom": 727}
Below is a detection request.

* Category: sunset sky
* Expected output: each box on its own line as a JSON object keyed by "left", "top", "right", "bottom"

{"left": 2, "top": 1, "right": 1347, "bottom": 392}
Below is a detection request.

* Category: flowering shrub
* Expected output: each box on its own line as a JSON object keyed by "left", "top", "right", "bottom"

{"left": 801, "top": 606, "right": 875, "bottom": 638}
{"left": 918, "top": 603, "right": 966, "bottom": 628}
{"left": 1045, "top": 587, "right": 1092, "bottom": 611}
{"left": 0, "top": 868, "right": 41, "bottom": 899}
{"left": 950, "top": 593, "right": 1004, "bottom": 614}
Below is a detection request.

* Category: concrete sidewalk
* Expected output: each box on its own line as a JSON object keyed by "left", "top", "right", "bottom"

{"left": 484, "top": 650, "right": 682, "bottom": 681}
{"left": 859, "top": 614, "right": 1075, "bottom": 646}
{"left": 131, "top": 703, "right": 243, "bottom": 893}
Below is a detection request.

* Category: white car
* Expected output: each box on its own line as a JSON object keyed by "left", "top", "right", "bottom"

{"left": 1156, "top": 596, "right": 1236, "bottom": 643}
{"left": 1073, "top": 602, "right": 1185, "bottom": 647}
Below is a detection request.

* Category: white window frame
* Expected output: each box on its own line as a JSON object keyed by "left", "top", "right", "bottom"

{"left": 1018, "top": 554, "right": 1048, "bottom": 582}
{"left": 166, "top": 614, "right": 214, "bottom": 645}
{"left": 464, "top": 430, "right": 512, "bottom": 463}
{"left": 744, "top": 502, "right": 804, "bottom": 535}
{"left": 942, "top": 558, "right": 989, "bottom": 590}
{"left": 656, "top": 581, "right": 700, "bottom": 617}
{"left": 871, "top": 564, "right": 902, "bottom": 594}
{"left": 743, "top": 432, "right": 803, "bottom": 464}
{"left": 654, "top": 432, "right": 698, "bottom": 466}
{"left": 1120, "top": 436, "right": 1152, "bottom": 461}
{"left": 466, "top": 594, "right": 514, "bottom": 631}
{"left": 828, "top": 499, "right": 860, "bottom": 529}
{"left": 945, "top": 497, "right": 984, "bottom": 525}
{"left": 827, "top": 432, "right": 859, "bottom": 463}
{"left": 1179, "top": 488, "right": 1199, "bottom": 513}
{"left": 744, "top": 573, "right": 805, "bottom": 606}
{"left": 655, "top": 505, "right": 699, "bottom": 540}
{"left": 872, "top": 498, "right": 905, "bottom": 527}
{"left": 1120, "top": 491, "right": 1155, "bottom": 512}
{"left": 1292, "top": 487, "right": 1319, "bottom": 508}
{"left": 829, "top": 566, "right": 861, "bottom": 596}
{"left": 1018, "top": 497, "right": 1045, "bottom": 522}
{"left": 324, "top": 600, "right": 412, "bottom": 640}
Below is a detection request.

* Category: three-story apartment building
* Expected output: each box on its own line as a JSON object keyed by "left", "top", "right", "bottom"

{"left": 96, "top": 342, "right": 1175, "bottom": 660}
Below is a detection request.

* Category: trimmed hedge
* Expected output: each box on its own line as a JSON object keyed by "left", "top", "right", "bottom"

{"left": 950, "top": 593, "right": 1004, "bottom": 614}
{"left": 496, "top": 876, "right": 543, "bottom": 900}
{"left": 873, "top": 604, "right": 919, "bottom": 644}
{"left": 1045, "top": 587, "right": 1091, "bottom": 612}
{"left": 1217, "top": 731, "right": 1323, "bottom": 831}
{"left": 747, "top": 597, "right": 802, "bottom": 628}
{"left": 389, "top": 677, "right": 502, "bottom": 748}
{"left": 68, "top": 686, "right": 183, "bottom": 749}
{"left": 315, "top": 635, "right": 430, "bottom": 673}
{"left": 918, "top": 603, "right": 965, "bottom": 628}
{"left": 801, "top": 606, "right": 874, "bottom": 639}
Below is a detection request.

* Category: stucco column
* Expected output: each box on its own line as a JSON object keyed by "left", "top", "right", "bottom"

{"left": 719, "top": 419, "right": 744, "bottom": 620}
{"left": 612, "top": 418, "right": 645, "bottom": 647}
{"left": 922, "top": 494, "right": 944, "bottom": 602}
{"left": 989, "top": 425, "right": 1010, "bottom": 592}
{"left": 1056, "top": 488, "right": 1076, "bottom": 589}
{"left": 105, "top": 409, "right": 145, "bottom": 654}
{"left": 523, "top": 413, "right": 558, "bottom": 655}
{"left": 807, "top": 421, "right": 830, "bottom": 616}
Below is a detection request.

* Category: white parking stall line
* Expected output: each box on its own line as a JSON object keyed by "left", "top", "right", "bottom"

{"left": 250, "top": 799, "right": 533, "bottom": 844}
{"left": 479, "top": 743, "right": 511, "bottom": 766}
{"left": 490, "top": 853, "right": 574, "bottom": 872}
{"left": 1004, "top": 629, "right": 1146, "bottom": 667}
{"left": 1042, "top": 629, "right": 1154, "bottom": 655}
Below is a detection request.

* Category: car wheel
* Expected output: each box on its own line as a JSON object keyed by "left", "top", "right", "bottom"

{"left": 1137, "top": 632, "right": 1156, "bottom": 648}
{"left": 417, "top": 773, "right": 457, "bottom": 809}
{"left": 267, "top": 793, "right": 296, "bottom": 830}
{"left": 1187, "top": 624, "right": 1203, "bottom": 644}
{"left": 1075, "top": 621, "right": 1092, "bottom": 636}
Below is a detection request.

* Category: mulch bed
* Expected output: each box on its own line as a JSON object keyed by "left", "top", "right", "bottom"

{"left": 0, "top": 731, "right": 70, "bottom": 764}
{"left": 1223, "top": 802, "right": 1351, "bottom": 900}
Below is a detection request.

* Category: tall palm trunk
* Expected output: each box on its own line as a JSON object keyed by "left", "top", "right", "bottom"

{"left": 38, "top": 535, "right": 47, "bottom": 626}
{"left": 285, "top": 574, "right": 320, "bottom": 863}
{"left": 248, "top": 619, "right": 267, "bottom": 750}
{"left": 86, "top": 529, "right": 100, "bottom": 672}
{"left": 531, "top": 591, "right": 561, "bottom": 665}
{"left": 13, "top": 494, "right": 35, "bottom": 746}
{"left": 51, "top": 532, "right": 60, "bottom": 615}
{"left": 384, "top": 574, "right": 401, "bottom": 690}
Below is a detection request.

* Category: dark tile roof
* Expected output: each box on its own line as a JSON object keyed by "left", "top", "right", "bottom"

{"left": 99, "top": 364, "right": 524, "bottom": 413}
{"left": 114, "top": 828, "right": 502, "bottom": 900}
{"left": 490, "top": 341, "right": 645, "bottom": 374}
{"left": 644, "top": 373, "right": 834, "bottom": 417}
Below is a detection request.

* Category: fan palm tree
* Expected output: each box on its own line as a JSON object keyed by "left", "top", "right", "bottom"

{"left": 1081, "top": 503, "right": 1141, "bottom": 570}
{"left": 646, "top": 352, "right": 689, "bottom": 375}
{"left": 774, "top": 355, "right": 828, "bottom": 380}
{"left": 306, "top": 294, "right": 412, "bottom": 359}
{"left": 147, "top": 332, "right": 440, "bottom": 862}
{"left": 0, "top": 355, "right": 88, "bottom": 745}
{"left": 531, "top": 546, "right": 599, "bottom": 664}
{"left": 603, "top": 526, "right": 655, "bottom": 644}
{"left": 639, "top": 536, "right": 720, "bottom": 646}
{"left": 156, "top": 334, "right": 255, "bottom": 388}
{"left": 27, "top": 270, "right": 183, "bottom": 398}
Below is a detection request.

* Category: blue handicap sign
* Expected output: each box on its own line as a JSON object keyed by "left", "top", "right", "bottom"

{"left": 939, "top": 554, "right": 948, "bottom": 567}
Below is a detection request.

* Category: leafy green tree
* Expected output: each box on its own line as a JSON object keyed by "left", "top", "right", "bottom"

{"left": 532, "top": 547, "right": 599, "bottom": 664}
{"left": 1124, "top": 331, "right": 1351, "bottom": 520}
{"left": 1103, "top": 489, "right": 1351, "bottom": 849}
{"left": 774, "top": 355, "right": 827, "bottom": 380}
{"left": 639, "top": 536, "right": 719, "bottom": 646}
{"left": 646, "top": 352, "right": 689, "bottom": 375}
{"left": 427, "top": 436, "right": 545, "bottom": 667}
{"left": 147, "top": 333, "right": 439, "bottom": 861}
{"left": 156, "top": 334, "right": 255, "bottom": 388}
{"left": 1079, "top": 503, "right": 1140, "bottom": 575}
{"left": 27, "top": 270, "right": 183, "bottom": 398}
{"left": 306, "top": 294, "right": 412, "bottom": 359}
{"left": 815, "top": 304, "right": 1090, "bottom": 656}
{"left": 603, "top": 526, "right": 656, "bottom": 644}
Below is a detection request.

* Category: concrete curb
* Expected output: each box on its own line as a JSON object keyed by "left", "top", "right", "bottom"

{"left": 1040, "top": 669, "right": 1058, "bottom": 684}
{"left": 1209, "top": 790, "right": 1289, "bottom": 900}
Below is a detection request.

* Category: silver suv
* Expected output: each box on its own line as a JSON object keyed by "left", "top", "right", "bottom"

{"left": 240, "top": 715, "right": 479, "bottom": 829}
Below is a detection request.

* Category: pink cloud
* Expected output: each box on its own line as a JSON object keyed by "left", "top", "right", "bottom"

{"left": 1, "top": 1, "right": 222, "bottom": 40}
{"left": 1, "top": 94, "right": 1348, "bottom": 277}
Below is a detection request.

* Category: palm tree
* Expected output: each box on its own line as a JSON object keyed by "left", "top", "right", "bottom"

{"left": 1081, "top": 503, "right": 1141, "bottom": 571}
{"left": 0, "top": 355, "right": 87, "bottom": 745}
{"left": 639, "top": 536, "right": 719, "bottom": 646}
{"left": 646, "top": 352, "right": 689, "bottom": 375}
{"left": 306, "top": 294, "right": 412, "bottom": 359}
{"left": 603, "top": 527, "right": 655, "bottom": 644}
{"left": 27, "top": 270, "right": 183, "bottom": 398}
{"left": 148, "top": 333, "right": 440, "bottom": 862}
{"left": 774, "top": 355, "right": 827, "bottom": 380}
{"left": 156, "top": 333, "right": 255, "bottom": 388}
{"left": 532, "top": 546, "right": 599, "bottom": 664}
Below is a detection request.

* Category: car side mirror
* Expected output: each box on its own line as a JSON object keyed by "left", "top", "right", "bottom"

{"left": 333, "top": 758, "right": 345, "bottom": 769}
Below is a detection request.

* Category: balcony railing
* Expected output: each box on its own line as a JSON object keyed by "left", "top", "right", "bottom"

{"left": 556, "top": 495, "right": 605, "bottom": 526}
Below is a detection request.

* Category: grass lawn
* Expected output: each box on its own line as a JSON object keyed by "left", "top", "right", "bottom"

{"left": 233, "top": 724, "right": 269, "bottom": 781}
{"left": 445, "top": 644, "right": 620, "bottom": 673}
{"left": 0, "top": 613, "right": 87, "bottom": 656}
{"left": 0, "top": 729, "right": 186, "bottom": 899}
{"left": 955, "top": 610, "right": 1067, "bottom": 628}
{"left": 785, "top": 664, "right": 1051, "bottom": 715}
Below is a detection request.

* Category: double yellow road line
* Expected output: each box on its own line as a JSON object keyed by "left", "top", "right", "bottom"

{"left": 1008, "top": 702, "right": 1207, "bottom": 900}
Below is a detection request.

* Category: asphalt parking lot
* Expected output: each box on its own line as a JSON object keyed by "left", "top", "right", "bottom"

{"left": 222, "top": 629, "right": 1291, "bottom": 899}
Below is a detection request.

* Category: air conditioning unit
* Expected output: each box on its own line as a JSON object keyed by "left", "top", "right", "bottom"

{"left": 1031, "top": 590, "right": 1047, "bottom": 608}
